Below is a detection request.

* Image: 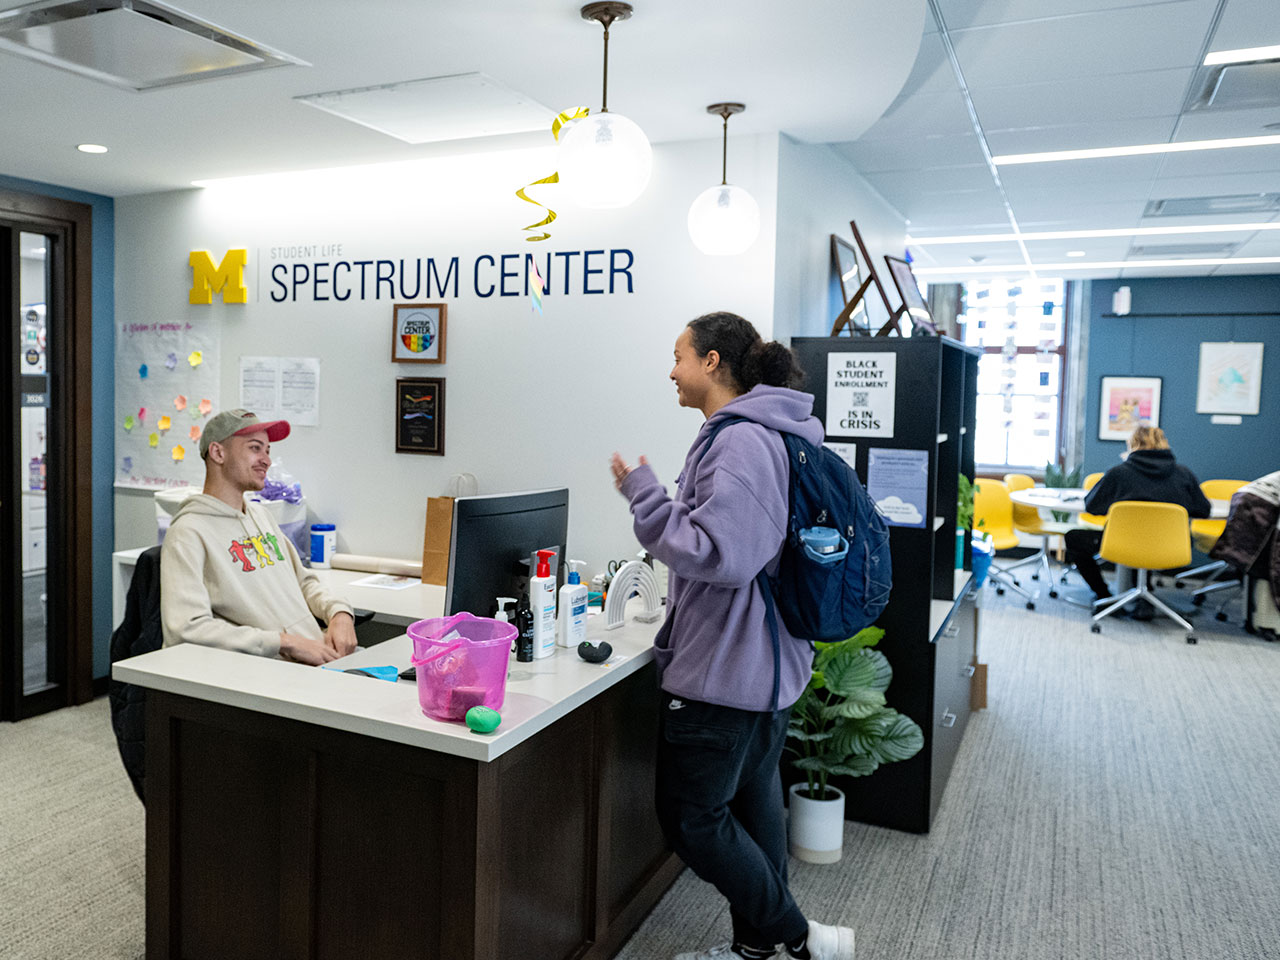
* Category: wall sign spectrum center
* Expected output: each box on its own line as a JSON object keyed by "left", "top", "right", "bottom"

{"left": 189, "top": 247, "right": 637, "bottom": 305}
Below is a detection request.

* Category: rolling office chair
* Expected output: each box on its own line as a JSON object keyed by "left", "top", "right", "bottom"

{"left": 1002, "top": 472, "right": 1074, "bottom": 600}
{"left": 1091, "top": 501, "right": 1196, "bottom": 643}
{"left": 1174, "top": 480, "right": 1248, "bottom": 618}
{"left": 974, "top": 478, "right": 1036, "bottom": 609}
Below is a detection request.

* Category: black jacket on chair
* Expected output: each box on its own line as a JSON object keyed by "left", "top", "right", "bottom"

{"left": 1084, "top": 449, "right": 1211, "bottom": 519}
{"left": 109, "top": 545, "right": 163, "bottom": 803}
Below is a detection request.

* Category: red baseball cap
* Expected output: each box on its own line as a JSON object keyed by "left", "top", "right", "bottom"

{"left": 200, "top": 409, "right": 291, "bottom": 458}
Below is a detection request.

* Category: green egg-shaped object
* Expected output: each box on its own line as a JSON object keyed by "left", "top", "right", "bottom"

{"left": 465, "top": 705, "right": 501, "bottom": 734}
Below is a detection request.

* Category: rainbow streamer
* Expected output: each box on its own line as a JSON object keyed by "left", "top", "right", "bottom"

{"left": 515, "top": 107, "right": 589, "bottom": 243}
{"left": 531, "top": 258, "right": 545, "bottom": 315}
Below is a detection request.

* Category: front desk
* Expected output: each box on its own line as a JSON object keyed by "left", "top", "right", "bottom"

{"left": 113, "top": 610, "right": 679, "bottom": 960}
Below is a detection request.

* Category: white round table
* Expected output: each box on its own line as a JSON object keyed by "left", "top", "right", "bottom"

{"left": 1008, "top": 486, "right": 1230, "bottom": 520}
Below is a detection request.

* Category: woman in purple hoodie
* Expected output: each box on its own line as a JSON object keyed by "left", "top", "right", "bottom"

{"left": 611, "top": 313, "right": 854, "bottom": 960}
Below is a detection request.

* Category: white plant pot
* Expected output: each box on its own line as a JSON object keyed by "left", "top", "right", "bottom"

{"left": 788, "top": 782, "right": 845, "bottom": 864}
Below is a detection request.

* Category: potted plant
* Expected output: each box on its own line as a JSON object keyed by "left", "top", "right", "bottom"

{"left": 1043, "top": 461, "right": 1083, "bottom": 523}
{"left": 956, "top": 474, "right": 976, "bottom": 568}
{"left": 785, "top": 626, "right": 924, "bottom": 863}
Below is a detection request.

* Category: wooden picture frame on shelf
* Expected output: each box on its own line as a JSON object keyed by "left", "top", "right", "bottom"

{"left": 830, "top": 220, "right": 901, "bottom": 337}
{"left": 829, "top": 234, "right": 872, "bottom": 336}
{"left": 883, "top": 255, "right": 938, "bottom": 337}
{"left": 1098, "top": 375, "right": 1161, "bottom": 441}
{"left": 395, "top": 377, "right": 445, "bottom": 455}
{"left": 391, "top": 303, "right": 447, "bottom": 363}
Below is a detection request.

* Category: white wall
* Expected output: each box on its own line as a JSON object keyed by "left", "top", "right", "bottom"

{"left": 771, "top": 135, "right": 907, "bottom": 343}
{"left": 114, "top": 134, "right": 780, "bottom": 580}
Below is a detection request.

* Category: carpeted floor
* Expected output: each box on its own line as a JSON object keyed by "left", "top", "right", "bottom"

{"left": 1, "top": 581, "right": 1277, "bottom": 960}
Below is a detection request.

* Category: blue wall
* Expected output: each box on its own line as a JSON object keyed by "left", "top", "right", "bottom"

{"left": 1, "top": 174, "right": 115, "bottom": 679}
{"left": 1083, "top": 275, "right": 1279, "bottom": 484}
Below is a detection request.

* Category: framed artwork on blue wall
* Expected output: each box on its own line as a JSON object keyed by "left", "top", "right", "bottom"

{"left": 1099, "top": 376, "right": 1161, "bottom": 441}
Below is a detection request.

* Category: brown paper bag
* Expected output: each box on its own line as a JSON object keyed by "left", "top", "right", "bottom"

{"left": 421, "top": 496, "right": 455, "bottom": 585}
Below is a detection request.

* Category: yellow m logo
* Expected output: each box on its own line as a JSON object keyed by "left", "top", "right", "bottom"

{"left": 189, "top": 249, "right": 248, "bottom": 304}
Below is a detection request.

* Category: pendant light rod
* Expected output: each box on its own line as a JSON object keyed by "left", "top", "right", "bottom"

{"left": 581, "top": 2, "right": 634, "bottom": 114}
{"left": 706, "top": 102, "right": 745, "bottom": 185}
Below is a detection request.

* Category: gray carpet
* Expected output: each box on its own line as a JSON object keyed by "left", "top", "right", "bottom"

{"left": 1, "top": 583, "right": 1277, "bottom": 960}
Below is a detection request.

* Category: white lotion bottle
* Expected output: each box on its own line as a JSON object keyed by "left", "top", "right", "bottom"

{"left": 530, "top": 549, "right": 557, "bottom": 659}
{"left": 558, "top": 560, "right": 588, "bottom": 647}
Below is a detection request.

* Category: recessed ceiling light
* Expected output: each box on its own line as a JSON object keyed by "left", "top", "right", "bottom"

{"left": 914, "top": 256, "right": 1280, "bottom": 276}
{"left": 77, "top": 143, "right": 108, "bottom": 153}
{"left": 908, "top": 222, "right": 1280, "bottom": 245}
{"left": 1204, "top": 44, "right": 1280, "bottom": 66}
{"left": 1066, "top": 250, "right": 1086, "bottom": 257}
{"left": 991, "top": 134, "right": 1280, "bottom": 165}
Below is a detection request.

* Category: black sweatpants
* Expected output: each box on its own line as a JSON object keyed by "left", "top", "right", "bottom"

{"left": 1064, "top": 528, "right": 1109, "bottom": 597}
{"left": 655, "top": 691, "right": 808, "bottom": 951}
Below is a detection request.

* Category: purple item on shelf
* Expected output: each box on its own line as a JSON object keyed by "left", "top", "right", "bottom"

{"left": 260, "top": 478, "right": 303, "bottom": 503}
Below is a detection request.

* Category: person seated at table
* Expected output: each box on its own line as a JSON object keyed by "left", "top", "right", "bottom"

{"left": 1064, "top": 425, "right": 1211, "bottom": 610}
{"left": 160, "top": 409, "right": 355, "bottom": 665}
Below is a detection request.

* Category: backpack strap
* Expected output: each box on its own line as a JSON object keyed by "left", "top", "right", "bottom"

{"left": 699, "top": 415, "right": 784, "bottom": 713}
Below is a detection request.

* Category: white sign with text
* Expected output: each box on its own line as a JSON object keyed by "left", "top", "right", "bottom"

{"left": 826, "top": 352, "right": 895, "bottom": 438}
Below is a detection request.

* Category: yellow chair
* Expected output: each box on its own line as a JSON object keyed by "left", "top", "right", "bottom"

{"left": 1083, "top": 472, "right": 1103, "bottom": 490}
{"left": 1078, "top": 472, "right": 1106, "bottom": 526}
{"left": 974, "top": 479, "right": 1036, "bottom": 608}
{"left": 1091, "top": 501, "right": 1196, "bottom": 642}
{"left": 1002, "top": 473, "right": 1074, "bottom": 598}
{"left": 1175, "top": 478, "right": 1248, "bottom": 608}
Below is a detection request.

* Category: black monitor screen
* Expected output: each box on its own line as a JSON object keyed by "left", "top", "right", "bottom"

{"left": 445, "top": 488, "right": 570, "bottom": 617}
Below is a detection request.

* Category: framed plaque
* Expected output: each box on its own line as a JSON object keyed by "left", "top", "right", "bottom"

{"left": 392, "top": 303, "right": 447, "bottom": 363}
{"left": 395, "top": 377, "right": 445, "bottom": 455}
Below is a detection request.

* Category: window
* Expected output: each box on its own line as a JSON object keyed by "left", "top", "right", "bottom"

{"left": 959, "top": 278, "right": 1069, "bottom": 472}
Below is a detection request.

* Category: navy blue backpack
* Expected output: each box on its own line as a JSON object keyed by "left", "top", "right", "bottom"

{"left": 703, "top": 417, "right": 893, "bottom": 707}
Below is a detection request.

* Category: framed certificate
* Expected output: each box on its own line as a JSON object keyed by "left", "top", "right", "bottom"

{"left": 395, "top": 377, "right": 445, "bottom": 455}
{"left": 392, "top": 303, "right": 446, "bottom": 363}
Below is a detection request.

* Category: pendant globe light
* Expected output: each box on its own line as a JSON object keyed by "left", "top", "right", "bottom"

{"left": 687, "top": 103, "right": 760, "bottom": 256}
{"left": 557, "top": 2, "right": 653, "bottom": 209}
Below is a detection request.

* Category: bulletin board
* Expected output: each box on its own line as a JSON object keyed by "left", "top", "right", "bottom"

{"left": 114, "top": 318, "right": 220, "bottom": 489}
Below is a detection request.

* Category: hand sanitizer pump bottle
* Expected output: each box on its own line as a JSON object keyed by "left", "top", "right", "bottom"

{"left": 558, "top": 560, "right": 589, "bottom": 647}
{"left": 530, "top": 549, "right": 557, "bottom": 659}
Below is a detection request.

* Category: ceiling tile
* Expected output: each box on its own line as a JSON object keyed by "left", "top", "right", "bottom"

{"left": 984, "top": 117, "right": 1178, "bottom": 155}
{"left": 1174, "top": 105, "right": 1280, "bottom": 140}
{"left": 968, "top": 68, "right": 1194, "bottom": 130}
{"left": 1013, "top": 199, "right": 1151, "bottom": 226}
{"left": 949, "top": 1, "right": 1214, "bottom": 86}
{"left": 1232, "top": 234, "right": 1280, "bottom": 256}
{"left": 864, "top": 164, "right": 998, "bottom": 197}
{"left": 833, "top": 133, "right": 987, "bottom": 173}
{"left": 1156, "top": 144, "right": 1280, "bottom": 178}
{"left": 1153, "top": 170, "right": 1280, "bottom": 195}
{"left": 998, "top": 154, "right": 1164, "bottom": 189}
{"left": 938, "top": 0, "right": 1207, "bottom": 31}
{"left": 1204, "top": 0, "right": 1280, "bottom": 53}
{"left": 1022, "top": 238, "right": 1136, "bottom": 260}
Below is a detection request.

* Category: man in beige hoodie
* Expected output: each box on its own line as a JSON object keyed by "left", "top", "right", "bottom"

{"left": 160, "top": 409, "right": 355, "bottom": 665}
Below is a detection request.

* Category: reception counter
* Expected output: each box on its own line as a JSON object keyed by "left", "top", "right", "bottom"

{"left": 114, "top": 609, "right": 678, "bottom": 960}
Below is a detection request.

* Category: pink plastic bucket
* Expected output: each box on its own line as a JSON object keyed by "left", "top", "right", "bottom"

{"left": 408, "top": 613, "right": 516, "bottom": 722}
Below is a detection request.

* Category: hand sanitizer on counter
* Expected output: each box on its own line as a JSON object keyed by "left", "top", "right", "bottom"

{"left": 530, "top": 549, "right": 557, "bottom": 659}
{"left": 558, "top": 560, "right": 588, "bottom": 647}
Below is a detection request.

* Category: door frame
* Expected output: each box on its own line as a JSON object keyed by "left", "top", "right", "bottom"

{"left": 1, "top": 189, "right": 94, "bottom": 719}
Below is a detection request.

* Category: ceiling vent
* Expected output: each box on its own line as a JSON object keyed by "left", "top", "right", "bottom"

{"left": 1127, "top": 242, "right": 1240, "bottom": 258}
{"left": 1187, "top": 59, "right": 1280, "bottom": 111}
{"left": 0, "top": 0, "right": 306, "bottom": 91}
{"left": 1143, "top": 193, "right": 1280, "bottom": 217}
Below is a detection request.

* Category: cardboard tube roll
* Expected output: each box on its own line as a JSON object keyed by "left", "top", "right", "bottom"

{"left": 329, "top": 553, "right": 423, "bottom": 577}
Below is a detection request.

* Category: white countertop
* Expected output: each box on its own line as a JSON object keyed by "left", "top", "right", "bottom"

{"left": 113, "top": 606, "right": 659, "bottom": 763}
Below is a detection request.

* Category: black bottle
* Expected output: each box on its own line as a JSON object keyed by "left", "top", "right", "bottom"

{"left": 514, "top": 596, "right": 535, "bottom": 662}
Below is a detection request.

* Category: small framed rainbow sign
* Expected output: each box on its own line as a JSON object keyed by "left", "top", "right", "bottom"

{"left": 392, "top": 303, "right": 447, "bottom": 364}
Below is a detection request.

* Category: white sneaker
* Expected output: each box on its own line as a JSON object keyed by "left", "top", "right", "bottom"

{"left": 802, "top": 920, "right": 855, "bottom": 960}
{"left": 674, "top": 944, "right": 776, "bottom": 960}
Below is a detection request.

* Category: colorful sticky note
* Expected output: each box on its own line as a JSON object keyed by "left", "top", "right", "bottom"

{"left": 165, "top": 353, "right": 178, "bottom": 370}
{"left": 189, "top": 425, "right": 201, "bottom": 441}
{"left": 158, "top": 415, "right": 172, "bottom": 432}
{"left": 188, "top": 350, "right": 203, "bottom": 368}
{"left": 123, "top": 414, "right": 135, "bottom": 431}
{"left": 121, "top": 456, "right": 133, "bottom": 473}
{"left": 171, "top": 445, "right": 185, "bottom": 462}
{"left": 148, "top": 432, "right": 159, "bottom": 448}
{"left": 139, "top": 363, "right": 148, "bottom": 379}
{"left": 138, "top": 406, "right": 147, "bottom": 422}
{"left": 198, "top": 398, "right": 212, "bottom": 416}
{"left": 174, "top": 395, "right": 187, "bottom": 411}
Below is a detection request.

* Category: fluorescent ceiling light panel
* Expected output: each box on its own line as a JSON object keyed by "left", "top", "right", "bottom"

{"left": 992, "top": 134, "right": 1280, "bottom": 165}
{"left": 296, "top": 73, "right": 555, "bottom": 145}
{"left": 0, "top": 1, "right": 305, "bottom": 90}
{"left": 908, "top": 223, "right": 1280, "bottom": 245}
{"left": 914, "top": 257, "right": 1280, "bottom": 276}
{"left": 1204, "top": 44, "right": 1280, "bottom": 65}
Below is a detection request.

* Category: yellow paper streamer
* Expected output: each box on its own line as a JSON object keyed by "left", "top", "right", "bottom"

{"left": 516, "top": 107, "right": 589, "bottom": 242}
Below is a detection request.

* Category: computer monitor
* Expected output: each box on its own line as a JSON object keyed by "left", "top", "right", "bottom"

{"left": 444, "top": 487, "right": 570, "bottom": 617}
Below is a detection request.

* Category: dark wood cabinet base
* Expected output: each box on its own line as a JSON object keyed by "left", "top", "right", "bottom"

{"left": 145, "top": 663, "right": 679, "bottom": 960}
